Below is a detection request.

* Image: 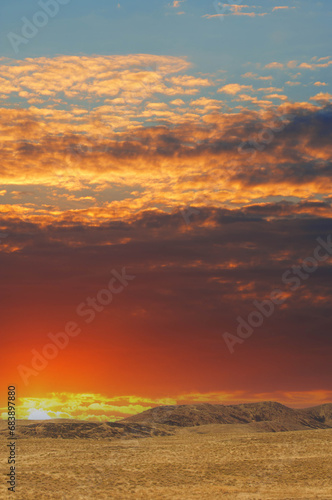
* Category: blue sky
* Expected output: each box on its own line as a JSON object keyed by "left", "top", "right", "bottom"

{"left": 1, "top": 1, "right": 331, "bottom": 74}
{"left": 0, "top": 0, "right": 330, "bottom": 110}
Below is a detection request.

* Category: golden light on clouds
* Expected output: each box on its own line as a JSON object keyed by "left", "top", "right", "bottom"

{"left": 0, "top": 393, "right": 176, "bottom": 422}
{"left": 1, "top": 391, "right": 332, "bottom": 422}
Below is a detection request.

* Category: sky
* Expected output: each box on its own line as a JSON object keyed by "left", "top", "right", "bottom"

{"left": 0, "top": 0, "right": 331, "bottom": 421}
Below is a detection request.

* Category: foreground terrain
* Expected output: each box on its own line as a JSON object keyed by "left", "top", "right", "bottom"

{"left": 1, "top": 426, "right": 332, "bottom": 499}
{"left": 1, "top": 403, "right": 331, "bottom": 499}
{"left": 1, "top": 401, "right": 331, "bottom": 440}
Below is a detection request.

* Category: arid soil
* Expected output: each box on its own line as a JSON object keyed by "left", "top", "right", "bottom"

{"left": 1, "top": 426, "right": 331, "bottom": 499}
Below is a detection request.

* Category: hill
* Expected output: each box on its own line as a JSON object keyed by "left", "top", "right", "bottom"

{"left": 300, "top": 403, "right": 332, "bottom": 427}
{"left": 0, "top": 420, "right": 173, "bottom": 440}
{"left": 122, "top": 401, "right": 332, "bottom": 433}
{"left": 1, "top": 402, "right": 331, "bottom": 439}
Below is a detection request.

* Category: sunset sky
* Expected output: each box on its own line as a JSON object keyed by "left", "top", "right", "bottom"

{"left": 0, "top": 0, "right": 331, "bottom": 421}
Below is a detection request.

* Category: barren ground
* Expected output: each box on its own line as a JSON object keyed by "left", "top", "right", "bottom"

{"left": 1, "top": 427, "right": 331, "bottom": 499}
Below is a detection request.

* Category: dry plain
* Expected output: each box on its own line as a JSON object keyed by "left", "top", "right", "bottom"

{"left": 1, "top": 425, "right": 332, "bottom": 500}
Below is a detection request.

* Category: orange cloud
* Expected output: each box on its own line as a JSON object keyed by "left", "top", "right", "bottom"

{"left": 203, "top": 5, "right": 268, "bottom": 19}
{"left": 0, "top": 55, "right": 192, "bottom": 102}
{"left": 0, "top": 55, "right": 331, "bottom": 229}
{"left": 1, "top": 393, "right": 176, "bottom": 421}
{"left": 171, "top": 0, "right": 184, "bottom": 8}
{"left": 257, "top": 87, "right": 284, "bottom": 92}
{"left": 310, "top": 92, "right": 332, "bottom": 103}
{"left": 218, "top": 83, "right": 253, "bottom": 95}
{"left": 265, "top": 62, "right": 284, "bottom": 69}
{"left": 241, "top": 72, "right": 273, "bottom": 81}
{"left": 168, "top": 75, "right": 213, "bottom": 87}
{"left": 265, "top": 93, "right": 288, "bottom": 100}
{"left": 285, "top": 81, "right": 301, "bottom": 86}
{"left": 272, "top": 6, "right": 294, "bottom": 12}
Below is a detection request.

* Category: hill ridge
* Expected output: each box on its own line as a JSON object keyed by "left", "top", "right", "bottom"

{"left": 121, "top": 401, "right": 332, "bottom": 431}
{"left": 1, "top": 402, "right": 331, "bottom": 439}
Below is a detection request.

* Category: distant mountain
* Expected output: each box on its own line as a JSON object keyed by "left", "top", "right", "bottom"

{"left": 300, "top": 403, "right": 332, "bottom": 427}
{"left": 2, "top": 402, "right": 331, "bottom": 439}
{"left": 122, "top": 401, "right": 332, "bottom": 433}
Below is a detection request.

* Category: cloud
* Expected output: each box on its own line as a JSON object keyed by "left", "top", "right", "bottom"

{"left": 168, "top": 75, "right": 213, "bottom": 87}
{"left": 310, "top": 92, "right": 332, "bottom": 103}
{"left": 0, "top": 101, "right": 331, "bottom": 229}
{"left": 218, "top": 83, "right": 253, "bottom": 95}
{"left": 202, "top": 14, "right": 224, "bottom": 19}
{"left": 0, "top": 55, "right": 192, "bottom": 102}
{"left": 27, "top": 408, "right": 51, "bottom": 420}
{"left": 285, "top": 81, "right": 301, "bottom": 86}
{"left": 203, "top": 3, "right": 297, "bottom": 19}
{"left": 272, "top": 6, "right": 294, "bottom": 12}
{"left": 171, "top": 0, "right": 184, "bottom": 7}
{"left": 11, "top": 394, "right": 172, "bottom": 421}
{"left": 170, "top": 99, "right": 185, "bottom": 106}
{"left": 2, "top": 199, "right": 332, "bottom": 399}
{"left": 0, "top": 58, "right": 331, "bottom": 247}
{"left": 257, "top": 87, "right": 284, "bottom": 93}
{"left": 314, "top": 82, "right": 328, "bottom": 86}
{"left": 190, "top": 97, "right": 224, "bottom": 112}
{"left": 241, "top": 72, "right": 273, "bottom": 81}
{"left": 296, "top": 60, "right": 332, "bottom": 71}
{"left": 317, "top": 56, "right": 330, "bottom": 63}
{"left": 265, "top": 62, "right": 284, "bottom": 69}
{"left": 299, "top": 63, "right": 315, "bottom": 70}
{"left": 203, "top": 4, "right": 268, "bottom": 18}
{"left": 265, "top": 93, "right": 288, "bottom": 101}
{"left": 241, "top": 53, "right": 332, "bottom": 79}
{"left": 204, "top": 13, "right": 265, "bottom": 18}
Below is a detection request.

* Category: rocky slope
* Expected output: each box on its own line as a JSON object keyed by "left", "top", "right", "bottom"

{"left": 122, "top": 401, "right": 332, "bottom": 432}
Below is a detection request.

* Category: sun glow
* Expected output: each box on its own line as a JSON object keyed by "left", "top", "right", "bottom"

{"left": 27, "top": 408, "right": 52, "bottom": 420}
{"left": 1, "top": 391, "right": 331, "bottom": 423}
